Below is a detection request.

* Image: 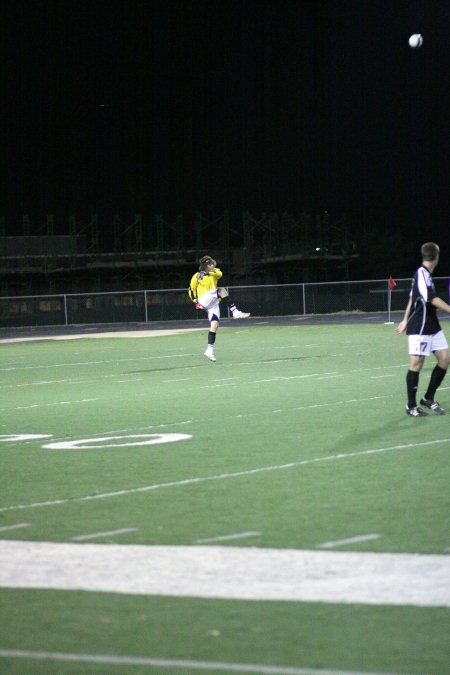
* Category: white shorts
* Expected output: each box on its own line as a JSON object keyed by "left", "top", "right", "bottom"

{"left": 198, "top": 290, "right": 221, "bottom": 322}
{"left": 408, "top": 330, "right": 448, "bottom": 357}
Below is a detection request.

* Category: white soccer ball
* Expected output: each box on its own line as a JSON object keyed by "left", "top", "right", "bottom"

{"left": 408, "top": 34, "right": 423, "bottom": 48}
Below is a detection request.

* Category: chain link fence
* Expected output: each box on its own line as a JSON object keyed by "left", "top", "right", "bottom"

{"left": 1, "top": 278, "right": 449, "bottom": 328}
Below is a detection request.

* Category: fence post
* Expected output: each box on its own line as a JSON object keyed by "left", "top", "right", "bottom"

{"left": 64, "top": 295, "right": 68, "bottom": 325}
{"left": 302, "top": 283, "right": 306, "bottom": 315}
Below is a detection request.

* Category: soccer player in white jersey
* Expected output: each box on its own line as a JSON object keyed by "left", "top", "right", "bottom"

{"left": 396, "top": 242, "right": 450, "bottom": 416}
{"left": 188, "top": 256, "right": 250, "bottom": 362}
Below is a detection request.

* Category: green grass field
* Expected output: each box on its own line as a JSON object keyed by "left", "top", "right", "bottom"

{"left": 0, "top": 319, "right": 449, "bottom": 674}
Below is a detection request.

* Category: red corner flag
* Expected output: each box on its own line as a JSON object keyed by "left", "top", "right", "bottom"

{"left": 388, "top": 276, "right": 397, "bottom": 290}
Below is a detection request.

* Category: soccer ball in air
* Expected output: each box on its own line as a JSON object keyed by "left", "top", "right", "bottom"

{"left": 408, "top": 34, "right": 423, "bottom": 48}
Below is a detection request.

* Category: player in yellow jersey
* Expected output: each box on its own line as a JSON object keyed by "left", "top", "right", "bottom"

{"left": 188, "top": 255, "right": 250, "bottom": 361}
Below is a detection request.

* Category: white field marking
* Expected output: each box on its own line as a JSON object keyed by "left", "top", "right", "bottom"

{"left": 0, "top": 421, "right": 193, "bottom": 447}
{"left": 254, "top": 372, "right": 339, "bottom": 383}
{"left": 316, "top": 375, "right": 342, "bottom": 380}
{"left": 317, "top": 534, "right": 381, "bottom": 549}
{"left": 0, "top": 434, "right": 52, "bottom": 443}
{"left": 1, "top": 437, "right": 448, "bottom": 514}
{"left": 370, "top": 375, "right": 396, "bottom": 379}
{"left": 0, "top": 523, "right": 30, "bottom": 533}
{"left": 0, "top": 353, "right": 195, "bottom": 372}
{"left": 71, "top": 528, "right": 137, "bottom": 541}
{"left": 10, "top": 398, "right": 99, "bottom": 411}
{"left": 7, "top": 365, "right": 204, "bottom": 389}
{"left": 0, "top": 540, "right": 449, "bottom": 607}
{"left": 0, "top": 650, "right": 403, "bottom": 675}
{"left": 200, "top": 382, "right": 238, "bottom": 389}
{"left": 194, "top": 531, "right": 261, "bottom": 544}
{"left": 164, "top": 378, "right": 191, "bottom": 382}
{"left": 4, "top": 362, "right": 405, "bottom": 393}
{"left": 42, "top": 433, "right": 192, "bottom": 450}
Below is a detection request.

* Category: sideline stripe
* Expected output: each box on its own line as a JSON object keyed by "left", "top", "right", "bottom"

{"left": 0, "top": 649, "right": 404, "bottom": 675}
{"left": 0, "top": 437, "right": 448, "bottom": 514}
{"left": 71, "top": 528, "right": 137, "bottom": 541}
{"left": 1, "top": 541, "right": 448, "bottom": 606}
{"left": 317, "top": 534, "right": 380, "bottom": 549}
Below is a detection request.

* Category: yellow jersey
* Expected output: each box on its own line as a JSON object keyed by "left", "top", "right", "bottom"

{"left": 188, "top": 268, "right": 223, "bottom": 303}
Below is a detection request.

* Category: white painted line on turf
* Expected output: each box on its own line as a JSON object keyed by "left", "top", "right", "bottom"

{"left": 0, "top": 353, "right": 196, "bottom": 372}
{"left": 254, "top": 372, "right": 339, "bottom": 383}
{"left": 0, "top": 541, "right": 448, "bottom": 607}
{"left": 42, "top": 433, "right": 192, "bottom": 450}
{"left": 11, "top": 398, "right": 99, "bottom": 411}
{"left": 0, "top": 523, "right": 30, "bottom": 533}
{"left": 194, "top": 531, "right": 261, "bottom": 544}
{"left": 71, "top": 528, "right": 138, "bottom": 541}
{"left": 0, "top": 437, "right": 448, "bottom": 514}
{"left": 317, "top": 534, "right": 381, "bottom": 549}
{"left": 0, "top": 434, "right": 53, "bottom": 443}
{"left": 115, "top": 379, "right": 144, "bottom": 383}
{"left": 369, "top": 375, "right": 396, "bottom": 379}
{"left": 0, "top": 649, "right": 403, "bottom": 675}
{"left": 316, "top": 375, "right": 342, "bottom": 380}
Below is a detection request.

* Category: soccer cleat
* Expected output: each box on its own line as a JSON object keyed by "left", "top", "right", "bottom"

{"left": 405, "top": 405, "right": 428, "bottom": 417}
{"left": 419, "top": 398, "right": 445, "bottom": 414}
{"left": 204, "top": 347, "right": 216, "bottom": 362}
{"left": 232, "top": 310, "right": 250, "bottom": 319}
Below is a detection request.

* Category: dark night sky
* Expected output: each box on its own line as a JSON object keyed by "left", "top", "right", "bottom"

{"left": 1, "top": 0, "right": 449, "bottom": 244}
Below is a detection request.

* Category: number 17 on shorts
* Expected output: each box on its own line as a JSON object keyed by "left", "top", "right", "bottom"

{"left": 408, "top": 332, "right": 448, "bottom": 357}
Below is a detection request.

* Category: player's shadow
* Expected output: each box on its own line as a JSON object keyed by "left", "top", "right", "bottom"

{"left": 127, "top": 363, "right": 211, "bottom": 374}
{"left": 330, "top": 415, "right": 428, "bottom": 456}
{"left": 259, "top": 354, "right": 333, "bottom": 363}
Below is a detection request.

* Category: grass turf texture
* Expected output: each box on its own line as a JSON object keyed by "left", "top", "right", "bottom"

{"left": 1, "top": 322, "right": 449, "bottom": 673}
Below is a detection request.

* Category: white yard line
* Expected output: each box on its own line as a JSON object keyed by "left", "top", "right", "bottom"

{"left": 0, "top": 523, "right": 30, "bottom": 533}
{"left": 13, "top": 398, "right": 99, "bottom": 410}
{"left": 194, "top": 531, "right": 261, "bottom": 544}
{"left": 0, "top": 437, "right": 448, "bottom": 514}
{"left": 317, "top": 534, "right": 381, "bottom": 549}
{"left": 71, "top": 528, "right": 138, "bottom": 541}
{"left": 0, "top": 649, "right": 405, "bottom": 675}
{"left": 0, "top": 353, "right": 196, "bottom": 372}
{"left": 369, "top": 375, "right": 396, "bottom": 379}
{"left": 0, "top": 541, "right": 448, "bottom": 607}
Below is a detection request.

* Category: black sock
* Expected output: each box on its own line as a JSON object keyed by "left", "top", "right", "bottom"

{"left": 221, "top": 297, "right": 236, "bottom": 314}
{"left": 424, "top": 366, "right": 447, "bottom": 401}
{"left": 208, "top": 331, "right": 216, "bottom": 346}
{"left": 406, "top": 370, "right": 419, "bottom": 408}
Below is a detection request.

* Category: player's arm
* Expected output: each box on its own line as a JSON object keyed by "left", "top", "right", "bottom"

{"left": 395, "top": 296, "right": 412, "bottom": 335}
{"left": 211, "top": 268, "right": 223, "bottom": 281}
{"left": 431, "top": 296, "right": 450, "bottom": 314}
{"left": 188, "top": 274, "right": 199, "bottom": 302}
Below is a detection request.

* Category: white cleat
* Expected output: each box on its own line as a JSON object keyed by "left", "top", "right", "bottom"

{"left": 233, "top": 310, "right": 250, "bottom": 319}
{"left": 204, "top": 348, "right": 216, "bottom": 362}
